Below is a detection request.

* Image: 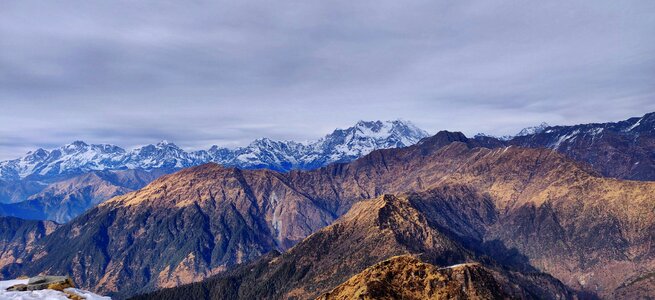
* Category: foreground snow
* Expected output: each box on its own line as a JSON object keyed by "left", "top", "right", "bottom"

{"left": 0, "top": 279, "right": 110, "bottom": 300}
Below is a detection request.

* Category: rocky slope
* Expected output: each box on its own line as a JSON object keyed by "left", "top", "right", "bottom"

{"left": 3, "top": 131, "right": 654, "bottom": 298}
{"left": 0, "top": 217, "right": 59, "bottom": 273}
{"left": 475, "top": 111, "right": 655, "bottom": 180}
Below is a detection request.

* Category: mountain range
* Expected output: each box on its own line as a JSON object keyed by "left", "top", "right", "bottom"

{"left": 0, "top": 120, "right": 428, "bottom": 223}
{"left": 0, "top": 113, "right": 653, "bottom": 299}
{"left": 3, "top": 112, "right": 654, "bottom": 187}
{"left": 1, "top": 125, "right": 653, "bottom": 299}
{"left": 474, "top": 111, "right": 655, "bottom": 180}
{"left": 0, "top": 120, "right": 429, "bottom": 183}
{"left": 0, "top": 112, "right": 653, "bottom": 227}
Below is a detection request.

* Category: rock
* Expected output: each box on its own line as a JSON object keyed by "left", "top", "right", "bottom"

{"left": 6, "top": 283, "right": 27, "bottom": 291}
{"left": 64, "top": 290, "right": 85, "bottom": 300}
{"left": 7, "top": 275, "right": 75, "bottom": 292}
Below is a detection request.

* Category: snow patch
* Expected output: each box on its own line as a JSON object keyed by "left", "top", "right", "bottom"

{"left": 0, "top": 279, "right": 110, "bottom": 300}
{"left": 549, "top": 129, "right": 580, "bottom": 149}
{"left": 589, "top": 128, "right": 604, "bottom": 136}
{"left": 627, "top": 117, "right": 643, "bottom": 131}
{"left": 515, "top": 122, "right": 549, "bottom": 137}
{"left": 438, "top": 262, "right": 478, "bottom": 270}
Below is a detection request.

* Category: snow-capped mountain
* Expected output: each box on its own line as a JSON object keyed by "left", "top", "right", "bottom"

{"left": 0, "top": 141, "right": 127, "bottom": 181}
{"left": 479, "top": 122, "right": 551, "bottom": 141}
{"left": 219, "top": 138, "right": 306, "bottom": 171}
{"left": 300, "top": 120, "right": 429, "bottom": 169}
{"left": 515, "top": 122, "right": 550, "bottom": 137}
{"left": 0, "top": 120, "right": 429, "bottom": 182}
{"left": 121, "top": 140, "right": 203, "bottom": 170}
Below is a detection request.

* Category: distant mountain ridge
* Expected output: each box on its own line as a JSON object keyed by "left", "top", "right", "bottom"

{"left": 474, "top": 111, "right": 655, "bottom": 180}
{"left": 0, "top": 169, "right": 166, "bottom": 223}
{"left": 0, "top": 120, "right": 428, "bottom": 182}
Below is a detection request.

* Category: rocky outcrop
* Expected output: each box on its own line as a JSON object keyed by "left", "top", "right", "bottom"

{"left": 0, "top": 276, "right": 109, "bottom": 299}
{"left": 319, "top": 256, "right": 510, "bottom": 300}
{"left": 7, "top": 275, "right": 74, "bottom": 291}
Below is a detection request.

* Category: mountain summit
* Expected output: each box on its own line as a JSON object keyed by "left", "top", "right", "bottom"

{"left": 0, "top": 120, "right": 428, "bottom": 182}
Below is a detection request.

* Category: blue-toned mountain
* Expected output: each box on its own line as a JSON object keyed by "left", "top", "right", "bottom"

{"left": 474, "top": 112, "right": 655, "bottom": 181}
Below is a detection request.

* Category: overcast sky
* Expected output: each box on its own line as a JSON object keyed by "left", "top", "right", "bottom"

{"left": 1, "top": 0, "right": 654, "bottom": 159}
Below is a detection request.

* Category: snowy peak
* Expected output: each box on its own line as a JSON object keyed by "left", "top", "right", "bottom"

{"left": 306, "top": 120, "right": 428, "bottom": 166}
{"left": 157, "top": 139, "right": 172, "bottom": 146}
{"left": 505, "top": 112, "right": 654, "bottom": 142}
{"left": 0, "top": 120, "right": 430, "bottom": 180}
{"left": 353, "top": 120, "right": 427, "bottom": 140}
{"left": 64, "top": 140, "right": 88, "bottom": 150}
{"left": 23, "top": 149, "right": 50, "bottom": 163}
{"left": 515, "top": 122, "right": 550, "bottom": 137}
{"left": 0, "top": 142, "right": 128, "bottom": 181}
{"left": 477, "top": 122, "right": 551, "bottom": 141}
{"left": 123, "top": 141, "right": 195, "bottom": 170}
{"left": 623, "top": 112, "right": 655, "bottom": 133}
{"left": 220, "top": 120, "right": 428, "bottom": 171}
{"left": 326, "top": 120, "right": 428, "bottom": 147}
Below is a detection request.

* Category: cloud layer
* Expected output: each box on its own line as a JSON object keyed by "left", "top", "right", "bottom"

{"left": 1, "top": 0, "right": 654, "bottom": 159}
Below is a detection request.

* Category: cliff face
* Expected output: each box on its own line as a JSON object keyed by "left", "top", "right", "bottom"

{"left": 4, "top": 131, "right": 654, "bottom": 299}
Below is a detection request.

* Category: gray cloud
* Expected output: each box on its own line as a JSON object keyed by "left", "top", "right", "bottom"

{"left": 1, "top": 0, "right": 654, "bottom": 159}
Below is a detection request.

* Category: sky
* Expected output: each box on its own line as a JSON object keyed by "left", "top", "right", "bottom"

{"left": 1, "top": 0, "right": 654, "bottom": 160}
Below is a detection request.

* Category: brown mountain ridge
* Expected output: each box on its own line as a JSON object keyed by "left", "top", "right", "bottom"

{"left": 131, "top": 193, "right": 571, "bottom": 299}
